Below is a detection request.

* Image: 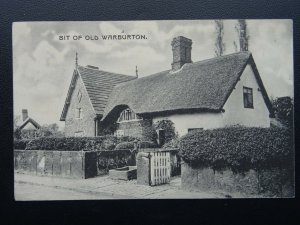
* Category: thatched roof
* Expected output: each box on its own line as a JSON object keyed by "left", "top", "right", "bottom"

{"left": 101, "top": 52, "right": 273, "bottom": 121}
{"left": 60, "top": 66, "right": 136, "bottom": 121}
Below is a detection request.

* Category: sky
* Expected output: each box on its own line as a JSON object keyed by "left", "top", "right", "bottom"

{"left": 13, "top": 20, "right": 293, "bottom": 128}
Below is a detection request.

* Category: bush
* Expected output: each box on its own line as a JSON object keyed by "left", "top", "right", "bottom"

{"left": 14, "top": 139, "right": 31, "bottom": 150}
{"left": 139, "top": 141, "right": 157, "bottom": 149}
{"left": 21, "top": 135, "right": 140, "bottom": 151}
{"left": 115, "top": 141, "right": 135, "bottom": 150}
{"left": 179, "top": 126, "right": 293, "bottom": 172}
{"left": 153, "top": 119, "right": 178, "bottom": 144}
{"left": 163, "top": 138, "right": 180, "bottom": 149}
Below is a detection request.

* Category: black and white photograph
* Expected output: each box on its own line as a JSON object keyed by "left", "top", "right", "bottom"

{"left": 13, "top": 20, "right": 294, "bottom": 200}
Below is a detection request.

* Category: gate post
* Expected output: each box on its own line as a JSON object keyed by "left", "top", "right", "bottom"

{"left": 136, "top": 152, "right": 151, "bottom": 185}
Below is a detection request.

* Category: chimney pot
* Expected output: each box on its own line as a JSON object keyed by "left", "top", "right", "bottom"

{"left": 22, "top": 109, "right": 28, "bottom": 121}
{"left": 171, "top": 36, "right": 192, "bottom": 71}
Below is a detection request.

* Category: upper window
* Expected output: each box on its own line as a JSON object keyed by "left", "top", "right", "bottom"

{"left": 77, "top": 90, "right": 82, "bottom": 102}
{"left": 117, "top": 108, "right": 141, "bottom": 123}
{"left": 75, "top": 131, "right": 84, "bottom": 137}
{"left": 188, "top": 128, "right": 203, "bottom": 133}
{"left": 243, "top": 87, "right": 253, "bottom": 108}
{"left": 76, "top": 108, "right": 83, "bottom": 119}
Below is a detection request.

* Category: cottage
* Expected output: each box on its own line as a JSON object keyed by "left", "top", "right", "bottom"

{"left": 18, "top": 109, "right": 41, "bottom": 131}
{"left": 61, "top": 36, "right": 273, "bottom": 141}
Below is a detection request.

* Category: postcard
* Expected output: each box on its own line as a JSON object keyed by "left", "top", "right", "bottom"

{"left": 13, "top": 20, "right": 294, "bottom": 200}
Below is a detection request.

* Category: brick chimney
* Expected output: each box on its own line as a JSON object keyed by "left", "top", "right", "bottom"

{"left": 22, "top": 109, "right": 28, "bottom": 121}
{"left": 171, "top": 36, "right": 192, "bottom": 71}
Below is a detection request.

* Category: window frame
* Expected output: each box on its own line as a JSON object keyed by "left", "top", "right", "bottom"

{"left": 77, "top": 90, "right": 82, "bottom": 102}
{"left": 75, "top": 107, "right": 83, "bottom": 119}
{"left": 188, "top": 128, "right": 203, "bottom": 133}
{"left": 117, "top": 108, "right": 142, "bottom": 123}
{"left": 243, "top": 86, "right": 254, "bottom": 109}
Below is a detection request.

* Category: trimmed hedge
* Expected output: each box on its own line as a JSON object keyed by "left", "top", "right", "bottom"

{"left": 14, "top": 139, "right": 31, "bottom": 150}
{"left": 14, "top": 136, "right": 139, "bottom": 151}
{"left": 115, "top": 141, "right": 135, "bottom": 150}
{"left": 115, "top": 140, "right": 157, "bottom": 150}
{"left": 179, "top": 126, "right": 293, "bottom": 172}
{"left": 14, "top": 136, "right": 157, "bottom": 151}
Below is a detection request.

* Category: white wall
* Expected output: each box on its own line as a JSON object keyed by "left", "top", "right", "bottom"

{"left": 153, "top": 63, "right": 270, "bottom": 136}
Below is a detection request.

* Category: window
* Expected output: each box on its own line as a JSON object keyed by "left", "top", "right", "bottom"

{"left": 77, "top": 90, "right": 82, "bottom": 102}
{"left": 243, "top": 87, "right": 253, "bottom": 108}
{"left": 76, "top": 108, "right": 83, "bottom": 119}
{"left": 115, "top": 130, "right": 124, "bottom": 137}
{"left": 117, "top": 108, "right": 141, "bottom": 123}
{"left": 188, "top": 128, "right": 203, "bottom": 133}
{"left": 75, "top": 131, "right": 84, "bottom": 137}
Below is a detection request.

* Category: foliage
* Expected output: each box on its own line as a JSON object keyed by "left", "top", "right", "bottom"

{"left": 139, "top": 140, "right": 157, "bottom": 149}
{"left": 214, "top": 20, "right": 226, "bottom": 56}
{"left": 14, "top": 123, "right": 64, "bottom": 140}
{"left": 163, "top": 138, "right": 180, "bottom": 149}
{"left": 272, "top": 96, "right": 293, "bottom": 128}
{"left": 14, "top": 139, "right": 31, "bottom": 150}
{"left": 153, "top": 119, "right": 178, "bottom": 144}
{"left": 179, "top": 126, "right": 293, "bottom": 172}
{"left": 235, "top": 19, "right": 250, "bottom": 51}
{"left": 96, "top": 150, "right": 136, "bottom": 174}
{"left": 18, "top": 135, "right": 140, "bottom": 151}
{"left": 115, "top": 141, "right": 135, "bottom": 150}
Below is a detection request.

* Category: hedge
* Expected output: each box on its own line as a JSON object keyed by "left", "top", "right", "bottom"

{"left": 179, "top": 126, "right": 294, "bottom": 172}
{"left": 14, "top": 136, "right": 157, "bottom": 151}
{"left": 14, "top": 139, "right": 31, "bottom": 150}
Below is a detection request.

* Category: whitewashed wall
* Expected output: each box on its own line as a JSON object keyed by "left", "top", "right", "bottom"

{"left": 153, "top": 64, "right": 270, "bottom": 136}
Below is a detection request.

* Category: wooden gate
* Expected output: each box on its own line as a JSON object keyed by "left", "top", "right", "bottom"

{"left": 149, "top": 151, "right": 171, "bottom": 186}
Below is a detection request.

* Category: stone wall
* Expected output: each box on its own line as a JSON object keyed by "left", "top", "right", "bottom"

{"left": 64, "top": 74, "right": 96, "bottom": 137}
{"left": 14, "top": 150, "right": 98, "bottom": 178}
{"left": 181, "top": 163, "right": 294, "bottom": 197}
{"left": 14, "top": 149, "right": 137, "bottom": 179}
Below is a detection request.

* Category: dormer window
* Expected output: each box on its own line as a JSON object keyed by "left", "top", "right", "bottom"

{"left": 117, "top": 108, "right": 141, "bottom": 123}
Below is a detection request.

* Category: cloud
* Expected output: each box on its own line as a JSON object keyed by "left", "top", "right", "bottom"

{"left": 13, "top": 22, "right": 31, "bottom": 46}
{"left": 14, "top": 40, "right": 73, "bottom": 126}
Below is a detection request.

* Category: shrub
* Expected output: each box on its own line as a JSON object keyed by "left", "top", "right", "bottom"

{"left": 115, "top": 141, "right": 135, "bottom": 150}
{"left": 179, "top": 126, "right": 293, "bottom": 172}
{"left": 153, "top": 119, "right": 178, "bottom": 144}
{"left": 14, "top": 139, "right": 31, "bottom": 150}
{"left": 139, "top": 140, "right": 157, "bottom": 149}
{"left": 163, "top": 138, "right": 180, "bottom": 149}
{"left": 23, "top": 136, "right": 125, "bottom": 151}
{"left": 96, "top": 150, "right": 136, "bottom": 174}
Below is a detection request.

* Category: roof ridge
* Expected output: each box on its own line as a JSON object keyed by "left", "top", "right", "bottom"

{"left": 113, "top": 52, "right": 251, "bottom": 85}
{"left": 191, "top": 51, "right": 251, "bottom": 66}
{"left": 78, "top": 65, "right": 135, "bottom": 78}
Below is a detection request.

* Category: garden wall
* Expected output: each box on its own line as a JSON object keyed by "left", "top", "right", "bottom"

{"left": 14, "top": 149, "right": 136, "bottom": 179}
{"left": 181, "top": 163, "right": 294, "bottom": 197}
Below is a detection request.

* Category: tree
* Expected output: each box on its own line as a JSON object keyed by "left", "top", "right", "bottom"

{"left": 36, "top": 123, "right": 64, "bottom": 137}
{"left": 272, "top": 96, "right": 293, "bottom": 128}
{"left": 214, "top": 20, "right": 226, "bottom": 56}
{"left": 235, "top": 19, "right": 250, "bottom": 51}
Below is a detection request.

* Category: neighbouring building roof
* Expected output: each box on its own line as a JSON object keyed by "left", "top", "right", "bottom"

{"left": 60, "top": 66, "right": 136, "bottom": 121}
{"left": 101, "top": 52, "right": 273, "bottom": 121}
{"left": 18, "top": 117, "right": 41, "bottom": 130}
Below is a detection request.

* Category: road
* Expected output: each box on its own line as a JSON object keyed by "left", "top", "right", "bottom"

{"left": 15, "top": 182, "right": 117, "bottom": 200}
